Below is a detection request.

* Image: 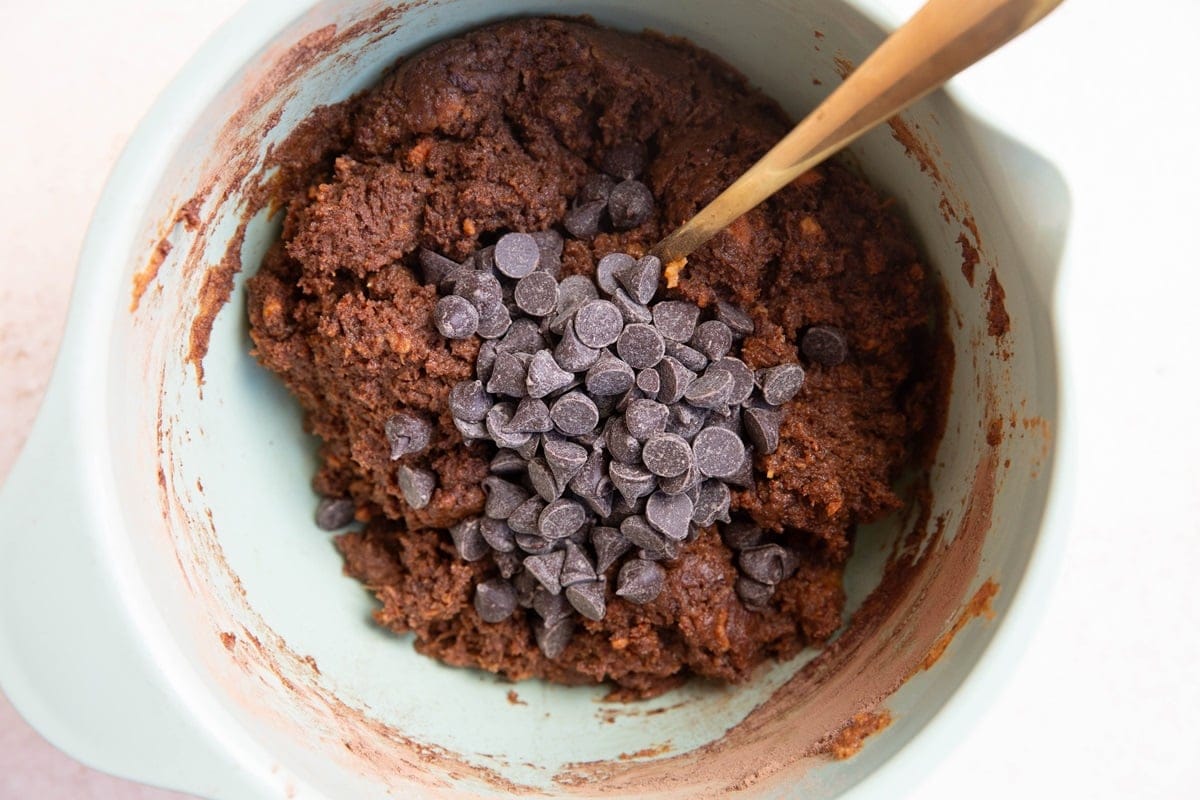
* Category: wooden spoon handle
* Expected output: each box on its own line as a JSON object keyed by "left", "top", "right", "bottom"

{"left": 653, "top": 0, "right": 1063, "bottom": 265}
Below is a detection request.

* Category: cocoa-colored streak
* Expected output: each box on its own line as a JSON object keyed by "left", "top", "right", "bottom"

{"left": 958, "top": 231, "right": 979, "bottom": 287}
{"left": 130, "top": 237, "right": 171, "bottom": 312}
{"left": 985, "top": 268, "right": 1011, "bottom": 338}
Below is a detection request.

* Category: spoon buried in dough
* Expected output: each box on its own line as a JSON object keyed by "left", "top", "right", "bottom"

{"left": 652, "top": 0, "right": 1063, "bottom": 274}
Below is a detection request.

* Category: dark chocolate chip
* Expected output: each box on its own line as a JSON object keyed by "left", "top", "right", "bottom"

{"left": 743, "top": 406, "right": 782, "bottom": 454}
{"left": 482, "top": 476, "right": 529, "bottom": 519}
{"left": 315, "top": 497, "right": 355, "bottom": 531}
{"left": 553, "top": 275, "right": 599, "bottom": 325}
{"left": 654, "top": 357, "right": 695, "bottom": 405}
{"left": 683, "top": 369, "right": 734, "bottom": 409}
{"left": 616, "top": 559, "right": 665, "bottom": 604}
{"left": 418, "top": 248, "right": 461, "bottom": 287}
{"left": 525, "top": 549, "right": 567, "bottom": 594}
{"left": 554, "top": 321, "right": 602, "bottom": 372}
{"left": 592, "top": 526, "right": 631, "bottom": 573}
{"left": 692, "top": 426, "right": 745, "bottom": 479}
{"left": 450, "top": 380, "right": 491, "bottom": 423}
{"left": 722, "top": 520, "right": 763, "bottom": 549}
{"left": 652, "top": 301, "right": 700, "bottom": 342}
{"left": 666, "top": 401, "right": 707, "bottom": 441}
{"left": 645, "top": 492, "right": 693, "bottom": 541}
{"left": 476, "top": 339, "right": 498, "bottom": 382}
{"left": 494, "top": 232, "right": 540, "bottom": 278}
{"left": 480, "top": 516, "right": 515, "bottom": 552}
{"left": 560, "top": 541, "right": 598, "bottom": 586}
{"left": 544, "top": 438, "right": 588, "bottom": 489}
{"left": 486, "top": 404, "right": 531, "bottom": 450}
{"left": 624, "top": 398, "right": 669, "bottom": 440}
{"left": 498, "top": 318, "right": 546, "bottom": 355}
{"left": 642, "top": 432, "right": 692, "bottom": 478}
{"left": 658, "top": 464, "right": 700, "bottom": 496}
{"left": 516, "top": 533, "right": 555, "bottom": 555}
{"left": 565, "top": 580, "right": 607, "bottom": 621}
{"left": 490, "top": 449, "right": 527, "bottom": 476}
{"left": 538, "top": 498, "right": 587, "bottom": 540}
{"left": 596, "top": 252, "right": 633, "bottom": 295}
{"left": 564, "top": 199, "right": 606, "bottom": 239}
{"left": 579, "top": 173, "right": 617, "bottom": 204}
{"left": 474, "top": 578, "right": 518, "bottom": 623}
{"left": 636, "top": 368, "right": 661, "bottom": 398}
{"left": 736, "top": 576, "right": 773, "bottom": 607}
{"left": 693, "top": 480, "right": 732, "bottom": 527}
{"left": 550, "top": 391, "right": 600, "bottom": 436}
{"left": 759, "top": 364, "right": 807, "bottom": 406}
{"left": 609, "top": 286, "right": 653, "bottom": 325}
{"left": 574, "top": 299, "right": 624, "bottom": 348}
{"left": 716, "top": 300, "right": 755, "bottom": 337}
{"left": 385, "top": 412, "right": 433, "bottom": 459}
{"left": 530, "top": 230, "right": 564, "bottom": 276}
{"left": 534, "top": 617, "right": 575, "bottom": 658}
{"left": 586, "top": 352, "right": 635, "bottom": 396}
{"left": 396, "top": 465, "right": 436, "bottom": 509}
{"left": 619, "top": 515, "right": 664, "bottom": 553}
{"left": 508, "top": 496, "right": 547, "bottom": 535}
{"left": 706, "top": 406, "right": 742, "bottom": 436}
{"left": 601, "top": 142, "right": 647, "bottom": 180}
{"left": 527, "top": 458, "right": 562, "bottom": 502}
{"left": 608, "top": 461, "right": 657, "bottom": 502}
{"left": 801, "top": 326, "right": 848, "bottom": 366}
{"left": 454, "top": 417, "right": 488, "bottom": 441}
{"left": 449, "top": 518, "right": 489, "bottom": 561}
{"left": 453, "top": 270, "right": 503, "bottom": 310}
{"left": 475, "top": 300, "right": 512, "bottom": 339}
{"left": 617, "top": 255, "right": 661, "bottom": 304}
{"left": 568, "top": 449, "right": 605, "bottom": 496}
{"left": 514, "top": 570, "right": 539, "bottom": 607}
{"left": 608, "top": 180, "right": 654, "bottom": 231}
{"left": 514, "top": 271, "right": 559, "bottom": 318}
{"left": 739, "top": 544, "right": 790, "bottom": 584}
{"left": 474, "top": 245, "right": 496, "bottom": 272}
{"left": 502, "top": 396, "right": 551, "bottom": 434}
{"left": 532, "top": 586, "right": 573, "bottom": 623}
{"left": 709, "top": 357, "right": 755, "bottom": 404}
{"left": 665, "top": 341, "right": 708, "bottom": 372}
{"left": 605, "top": 417, "right": 643, "bottom": 465}
{"left": 526, "top": 349, "right": 574, "bottom": 398}
{"left": 493, "top": 549, "right": 522, "bottom": 579}
{"left": 724, "top": 450, "right": 756, "bottom": 489}
{"left": 514, "top": 435, "right": 540, "bottom": 460}
{"left": 616, "top": 323, "right": 665, "bottom": 370}
{"left": 690, "top": 320, "right": 732, "bottom": 360}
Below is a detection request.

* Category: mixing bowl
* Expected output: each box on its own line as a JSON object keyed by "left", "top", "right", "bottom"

{"left": 0, "top": 0, "right": 1072, "bottom": 797}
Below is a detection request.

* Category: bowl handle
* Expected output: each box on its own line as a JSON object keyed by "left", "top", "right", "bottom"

{"left": 0, "top": 383, "right": 265, "bottom": 798}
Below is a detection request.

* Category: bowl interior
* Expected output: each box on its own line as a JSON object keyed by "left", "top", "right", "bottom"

{"left": 110, "top": 0, "right": 1063, "bottom": 796}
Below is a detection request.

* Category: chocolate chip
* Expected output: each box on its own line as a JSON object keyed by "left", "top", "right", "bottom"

{"left": 498, "top": 318, "right": 546, "bottom": 355}
{"left": 516, "top": 533, "right": 555, "bottom": 554}
{"left": 666, "top": 402, "right": 707, "bottom": 441}
{"left": 513, "top": 271, "right": 558, "bottom": 317}
{"left": 544, "top": 438, "right": 587, "bottom": 489}
{"left": 450, "top": 518, "right": 488, "bottom": 561}
{"left": 683, "top": 368, "right": 733, "bottom": 409}
{"left": 801, "top": 326, "right": 848, "bottom": 366}
{"left": 579, "top": 173, "right": 617, "bottom": 204}
{"left": 645, "top": 492, "right": 693, "bottom": 541}
{"left": 579, "top": 480, "right": 614, "bottom": 519}
{"left": 534, "top": 617, "right": 575, "bottom": 658}
{"left": 693, "top": 480, "right": 731, "bottom": 527}
{"left": 706, "top": 405, "right": 742, "bottom": 436}
{"left": 743, "top": 406, "right": 782, "bottom": 454}
{"left": 609, "top": 286, "right": 653, "bottom": 325}
{"left": 651, "top": 301, "right": 699, "bottom": 342}
{"left": 539, "top": 498, "right": 587, "bottom": 540}
{"left": 635, "top": 368, "right": 661, "bottom": 398}
{"left": 507, "top": 496, "right": 546, "bottom": 535}
{"left": 453, "top": 270, "right": 503, "bottom": 310}
{"left": 624, "top": 398, "right": 669, "bottom": 440}
{"left": 585, "top": 352, "right": 635, "bottom": 396}
{"left": 608, "top": 180, "right": 654, "bottom": 230}
{"left": 724, "top": 449, "right": 756, "bottom": 489}
{"left": 759, "top": 364, "right": 807, "bottom": 406}
{"left": 485, "top": 351, "right": 527, "bottom": 399}
{"left": 526, "top": 349, "right": 574, "bottom": 398}
{"left": 596, "top": 252, "right": 633, "bottom": 295}
{"left": 736, "top": 576, "right": 773, "bottom": 607}
{"left": 574, "top": 300, "right": 624, "bottom": 348}
{"left": 449, "top": 380, "right": 491, "bottom": 423}
{"left": 722, "top": 520, "right": 763, "bottom": 549}
{"left": 591, "top": 527, "right": 631, "bottom": 573}
{"left": 554, "top": 321, "right": 602, "bottom": 372}
{"left": 619, "top": 515, "right": 662, "bottom": 550}
{"left": 568, "top": 449, "right": 605, "bottom": 496}
{"left": 692, "top": 426, "right": 745, "bottom": 479}
{"left": 716, "top": 300, "right": 755, "bottom": 337}
{"left": 617, "top": 255, "right": 661, "bottom": 304}
{"left": 616, "top": 323, "right": 665, "bottom": 370}
{"left": 493, "top": 549, "right": 522, "bottom": 579}
{"left": 482, "top": 476, "right": 529, "bottom": 519}
{"left": 532, "top": 587, "right": 573, "bottom": 623}
{"left": 454, "top": 417, "right": 488, "bottom": 441}
{"left": 385, "top": 412, "right": 433, "bottom": 459}
{"left": 494, "top": 232, "right": 540, "bottom": 278}
{"left": 564, "top": 199, "right": 606, "bottom": 239}
{"left": 652, "top": 357, "right": 693, "bottom": 405}
{"left": 513, "top": 570, "right": 539, "bottom": 606}
{"left": 601, "top": 142, "right": 647, "bottom": 180}
{"left": 605, "top": 417, "right": 643, "bottom": 465}
{"left": 530, "top": 230, "right": 564, "bottom": 276}
{"left": 525, "top": 549, "right": 567, "bottom": 594}
{"left": 555, "top": 275, "right": 600, "bottom": 318}
{"left": 315, "top": 497, "right": 355, "bottom": 531}
{"left": 396, "top": 465, "right": 436, "bottom": 509}
{"left": 690, "top": 320, "right": 732, "bottom": 360}
{"left": 418, "top": 248, "right": 461, "bottom": 287}
{"left": 489, "top": 450, "right": 525, "bottom": 476}
{"left": 502, "top": 397, "right": 551, "bottom": 436}
{"left": 642, "top": 433, "right": 693, "bottom": 478}
{"left": 609, "top": 461, "right": 657, "bottom": 502}
{"left": 560, "top": 541, "right": 598, "bottom": 586}
{"left": 474, "top": 578, "right": 518, "bottom": 623}
{"left": 565, "top": 580, "right": 607, "bottom": 621}
{"left": 739, "top": 544, "right": 790, "bottom": 584}
{"left": 665, "top": 341, "right": 708, "bottom": 372}
{"left": 479, "top": 516, "right": 515, "bottom": 552}
{"left": 475, "top": 300, "right": 512, "bottom": 339}
{"left": 611, "top": 492, "right": 647, "bottom": 520}
{"left": 658, "top": 464, "right": 700, "bottom": 496}
{"left": 709, "top": 357, "right": 755, "bottom": 404}
{"left": 514, "top": 434, "right": 540, "bottom": 460}
{"left": 476, "top": 340, "right": 498, "bottom": 382}
{"left": 616, "top": 559, "right": 665, "bottom": 604}
{"left": 527, "top": 458, "right": 562, "bottom": 502}
{"left": 549, "top": 391, "right": 600, "bottom": 436}
{"left": 474, "top": 245, "right": 496, "bottom": 272}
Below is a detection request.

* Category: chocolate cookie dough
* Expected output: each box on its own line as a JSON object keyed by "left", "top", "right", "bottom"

{"left": 246, "top": 18, "right": 946, "bottom": 699}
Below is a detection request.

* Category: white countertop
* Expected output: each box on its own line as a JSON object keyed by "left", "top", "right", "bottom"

{"left": 1, "top": 1, "right": 1197, "bottom": 797}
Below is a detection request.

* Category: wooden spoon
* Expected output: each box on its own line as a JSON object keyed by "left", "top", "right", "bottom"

{"left": 652, "top": 0, "right": 1063, "bottom": 271}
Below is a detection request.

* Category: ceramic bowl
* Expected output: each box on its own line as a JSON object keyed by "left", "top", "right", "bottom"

{"left": 0, "top": 0, "right": 1072, "bottom": 797}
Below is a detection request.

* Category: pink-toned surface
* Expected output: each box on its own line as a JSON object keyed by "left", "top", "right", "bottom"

{"left": 0, "top": 4, "right": 239, "bottom": 797}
